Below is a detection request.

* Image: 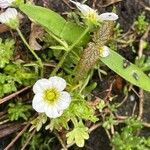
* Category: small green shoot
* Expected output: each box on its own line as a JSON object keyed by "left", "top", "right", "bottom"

{"left": 66, "top": 121, "right": 89, "bottom": 147}
{"left": 134, "top": 12, "right": 149, "bottom": 34}
{"left": 112, "top": 117, "right": 150, "bottom": 150}
{"left": 0, "top": 38, "right": 14, "bottom": 68}
{"left": 8, "top": 101, "right": 32, "bottom": 121}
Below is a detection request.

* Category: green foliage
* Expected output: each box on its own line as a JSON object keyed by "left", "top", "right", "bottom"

{"left": 46, "top": 114, "right": 69, "bottom": 131}
{"left": 69, "top": 93, "right": 98, "bottom": 122}
{"left": 11, "top": 2, "right": 150, "bottom": 149}
{"left": 0, "top": 73, "right": 18, "bottom": 97}
{"left": 0, "top": 38, "right": 14, "bottom": 68}
{"left": 22, "top": 132, "right": 54, "bottom": 150}
{"left": 112, "top": 117, "right": 150, "bottom": 150}
{"left": 66, "top": 121, "right": 89, "bottom": 147}
{"left": 19, "top": 3, "right": 150, "bottom": 92}
{"left": 4, "top": 63, "right": 37, "bottom": 86}
{"left": 19, "top": 4, "right": 89, "bottom": 46}
{"left": 0, "top": 63, "right": 37, "bottom": 98}
{"left": 109, "top": 23, "right": 123, "bottom": 51}
{"left": 0, "top": 37, "right": 37, "bottom": 98}
{"left": 135, "top": 55, "right": 150, "bottom": 72}
{"left": 82, "top": 82, "right": 97, "bottom": 97}
{"left": 96, "top": 100, "right": 106, "bottom": 112}
{"left": 30, "top": 113, "right": 47, "bottom": 131}
{"left": 134, "top": 12, "right": 149, "bottom": 34}
{"left": 8, "top": 101, "right": 32, "bottom": 121}
{"left": 100, "top": 49, "right": 150, "bottom": 91}
{"left": 46, "top": 93, "right": 98, "bottom": 131}
{"left": 102, "top": 115, "right": 117, "bottom": 129}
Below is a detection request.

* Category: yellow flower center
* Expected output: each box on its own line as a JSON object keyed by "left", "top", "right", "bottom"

{"left": 43, "top": 88, "right": 60, "bottom": 104}
{"left": 98, "top": 47, "right": 104, "bottom": 55}
{"left": 86, "top": 11, "right": 97, "bottom": 24}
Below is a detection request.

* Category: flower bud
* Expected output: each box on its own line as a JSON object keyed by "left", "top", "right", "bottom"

{"left": 0, "top": 8, "right": 19, "bottom": 29}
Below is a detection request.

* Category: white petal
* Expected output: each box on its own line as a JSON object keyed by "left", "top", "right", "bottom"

{"left": 33, "top": 78, "right": 53, "bottom": 94}
{"left": 32, "top": 94, "right": 45, "bottom": 113}
{"left": 0, "top": 0, "right": 14, "bottom": 8}
{"left": 45, "top": 105, "right": 63, "bottom": 118}
{"left": 99, "top": 12, "right": 118, "bottom": 21}
{"left": 100, "top": 46, "right": 110, "bottom": 57}
{"left": 70, "top": 0, "right": 93, "bottom": 15}
{"left": 9, "top": 8, "right": 17, "bottom": 18}
{"left": 49, "top": 76, "right": 66, "bottom": 91}
{"left": 0, "top": 15, "right": 5, "bottom": 23}
{"left": 56, "top": 91, "right": 71, "bottom": 110}
{"left": 0, "top": 8, "right": 18, "bottom": 24}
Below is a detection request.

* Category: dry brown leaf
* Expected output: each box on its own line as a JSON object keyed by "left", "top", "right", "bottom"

{"left": 29, "top": 23, "right": 44, "bottom": 51}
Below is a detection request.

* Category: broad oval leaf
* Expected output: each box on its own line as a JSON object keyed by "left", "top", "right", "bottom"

{"left": 20, "top": 4, "right": 66, "bottom": 36}
{"left": 100, "top": 49, "right": 150, "bottom": 92}
{"left": 19, "top": 4, "right": 89, "bottom": 45}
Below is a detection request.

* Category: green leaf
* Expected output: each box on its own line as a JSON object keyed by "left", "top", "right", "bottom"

{"left": 8, "top": 102, "right": 32, "bottom": 121}
{"left": 20, "top": 4, "right": 66, "bottom": 36}
{"left": 70, "top": 93, "right": 99, "bottom": 123}
{"left": 66, "top": 121, "right": 89, "bottom": 147}
{"left": 19, "top": 4, "right": 89, "bottom": 45}
{"left": 0, "top": 39, "right": 14, "bottom": 68}
{"left": 30, "top": 113, "right": 47, "bottom": 131}
{"left": 59, "top": 21, "right": 89, "bottom": 45}
{"left": 47, "top": 115, "right": 70, "bottom": 131}
{"left": 100, "top": 49, "right": 150, "bottom": 92}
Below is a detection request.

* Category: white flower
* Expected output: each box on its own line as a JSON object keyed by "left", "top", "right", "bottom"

{"left": 70, "top": 0, "right": 99, "bottom": 24}
{"left": 0, "top": 8, "right": 19, "bottom": 29}
{"left": 0, "top": 0, "right": 15, "bottom": 8}
{"left": 70, "top": 0, "right": 118, "bottom": 24}
{"left": 32, "top": 76, "right": 71, "bottom": 118}
{"left": 99, "top": 46, "right": 110, "bottom": 57}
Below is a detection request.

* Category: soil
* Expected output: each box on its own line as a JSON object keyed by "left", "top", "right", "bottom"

{"left": 0, "top": 0, "right": 150, "bottom": 150}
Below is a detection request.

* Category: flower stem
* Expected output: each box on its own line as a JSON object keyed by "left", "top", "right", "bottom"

{"left": 50, "top": 26, "right": 90, "bottom": 76}
{"left": 16, "top": 28, "right": 43, "bottom": 77}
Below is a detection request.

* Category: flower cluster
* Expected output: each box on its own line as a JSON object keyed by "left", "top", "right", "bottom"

{"left": 0, "top": 0, "right": 19, "bottom": 29}
{"left": 32, "top": 76, "right": 71, "bottom": 118}
{"left": 70, "top": 0, "right": 118, "bottom": 25}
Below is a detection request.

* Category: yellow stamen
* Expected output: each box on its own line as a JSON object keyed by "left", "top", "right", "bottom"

{"left": 43, "top": 88, "right": 60, "bottom": 104}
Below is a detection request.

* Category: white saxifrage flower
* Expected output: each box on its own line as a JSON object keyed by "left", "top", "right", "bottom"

{"left": 0, "top": 0, "right": 15, "bottom": 8}
{"left": 70, "top": 0, "right": 99, "bottom": 24}
{"left": 32, "top": 76, "right": 71, "bottom": 118}
{"left": 99, "top": 46, "right": 110, "bottom": 57}
{"left": 0, "top": 8, "right": 19, "bottom": 29}
{"left": 70, "top": 0, "right": 118, "bottom": 24}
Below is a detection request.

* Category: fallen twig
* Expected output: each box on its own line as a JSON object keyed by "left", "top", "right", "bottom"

{"left": 0, "top": 86, "right": 31, "bottom": 105}
{"left": 21, "top": 129, "right": 36, "bottom": 150}
{"left": 54, "top": 130, "right": 68, "bottom": 150}
{"left": 4, "top": 122, "right": 30, "bottom": 150}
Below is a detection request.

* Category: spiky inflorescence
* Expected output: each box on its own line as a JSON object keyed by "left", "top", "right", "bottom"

{"left": 93, "top": 21, "right": 114, "bottom": 46}
{"left": 75, "top": 21, "right": 114, "bottom": 82}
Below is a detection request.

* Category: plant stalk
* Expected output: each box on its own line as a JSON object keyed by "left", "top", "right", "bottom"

{"left": 16, "top": 28, "right": 43, "bottom": 77}
{"left": 50, "top": 26, "right": 90, "bottom": 76}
